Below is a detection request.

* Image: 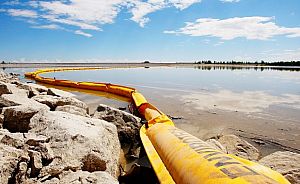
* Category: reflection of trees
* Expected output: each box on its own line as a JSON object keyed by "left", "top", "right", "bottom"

{"left": 194, "top": 65, "right": 300, "bottom": 72}
{"left": 193, "top": 60, "right": 300, "bottom": 72}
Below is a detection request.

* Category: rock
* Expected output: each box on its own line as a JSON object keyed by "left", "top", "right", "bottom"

{"left": 15, "top": 82, "right": 49, "bottom": 97}
{"left": 47, "top": 88, "right": 75, "bottom": 98}
{"left": 28, "top": 150, "right": 43, "bottom": 177}
{"left": 0, "top": 93, "right": 49, "bottom": 108}
{"left": 15, "top": 161, "right": 28, "bottom": 184}
{"left": 55, "top": 105, "right": 89, "bottom": 117}
{"left": 0, "top": 81, "right": 28, "bottom": 97}
{"left": 0, "top": 130, "right": 25, "bottom": 149}
{"left": 0, "top": 114, "right": 3, "bottom": 128}
{"left": 29, "top": 111, "right": 120, "bottom": 177}
{"left": 93, "top": 104, "right": 142, "bottom": 156}
{"left": 60, "top": 170, "right": 118, "bottom": 184}
{"left": 32, "top": 95, "right": 88, "bottom": 112}
{"left": 2, "top": 104, "right": 49, "bottom": 133}
{"left": 259, "top": 151, "right": 300, "bottom": 183}
{"left": 217, "top": 134, "right": 261, "bottom": 161}
{"left": 0, "top": 71, "right": 19, "bottom": 83}
{"left": 205, "top": 139, "right": 227, "bottom": 153}
{"left": 0, "top": 144, "right": 28, "bottom": 183}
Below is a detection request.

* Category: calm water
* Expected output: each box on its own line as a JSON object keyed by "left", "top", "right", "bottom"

{"left": 3, "top": 66, "right": 300, "bottom": 154}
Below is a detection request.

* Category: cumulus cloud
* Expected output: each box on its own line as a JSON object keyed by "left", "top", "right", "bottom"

{"left": 164, "top": 16, "right": 300, "bottom": 40}
{"left": 1, "top": 0, "right": 201, "bottom": 36}
{"left": 7, "top": 9, "right": 37, "bottom": 18}
{"left": 74, "top": 30, "right": 93, "bottom": 38}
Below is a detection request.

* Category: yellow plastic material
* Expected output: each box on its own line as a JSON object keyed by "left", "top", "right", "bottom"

{"left": 25, "top": 68, "right": 290, "bottom": 184}
{"left": 147, "top": 123, "right": 289, "bottom": 184}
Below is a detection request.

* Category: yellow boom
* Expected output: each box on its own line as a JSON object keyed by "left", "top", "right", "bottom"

{"left": 25, "top": 68, "right": 290, "bottom": 184}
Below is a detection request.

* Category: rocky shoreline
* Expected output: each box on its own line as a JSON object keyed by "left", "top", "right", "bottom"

{"left": 0, "top": 71, "right": 299, "bottom": 183}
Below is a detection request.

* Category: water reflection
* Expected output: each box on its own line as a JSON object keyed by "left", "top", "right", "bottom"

{"left": 194, "top": 65, "right": 300, "bottom": 72}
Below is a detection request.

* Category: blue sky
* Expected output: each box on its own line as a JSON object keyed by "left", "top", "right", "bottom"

{"left": 0, "top": 0, "right": 300, "bottom": 62}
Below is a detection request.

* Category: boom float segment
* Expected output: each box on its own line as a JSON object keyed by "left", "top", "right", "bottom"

{"left": 25, "top": 68, "right": 290, "bottom": 184}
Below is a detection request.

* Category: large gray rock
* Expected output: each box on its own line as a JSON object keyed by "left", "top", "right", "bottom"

{"left": 259, "top": 151, "right": 300, "bottom": 183}
{"left": 29, "top": 111, "right": 120, "bottom": 178}
{"left": 0, "top": 82, "right": 28, "bottom": 97}
{"left": 0, "top": 71, "right": 19, "bottom": 83}
{"left": 2, "top": 104, "right": 49, "bottom": 133}
{"left": 0, "top": 144, "right": 29, "bottom": 184}
{"left": 55, "top": 105, "right": 89, "bottom": 117}
{"left": 60, "top": 170, "right": 118, "bottom": 184}
{"left": 217, "top": 134, "right": 261, "bottom": 161}
{"left": 93, "top": 104, "right": 142, "bottom": 157}
{"left": 15, "top": 82, "right": 49, "bottom": 97}
{"left": 0, "top": 93, "right": 48, "bottom": 108}
{"left": 47, "top": 88, "right": 76, "bottom": 98}
{"left": 32, "top": 95, "right": 88, "bottom": 112}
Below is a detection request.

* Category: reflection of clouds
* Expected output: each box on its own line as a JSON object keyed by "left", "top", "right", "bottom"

{"left": 233, "top": 70, "right": 300, "bottom": 84}
{"left": 181, "top": 90, "right": 300, "bottom": 113}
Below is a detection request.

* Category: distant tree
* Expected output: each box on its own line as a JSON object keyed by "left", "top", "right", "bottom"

{"left": 143, "top": 61, "right": 150, "bottom": 64}
{"left": 1, "top": 61, "right": 5, "bottom": 64}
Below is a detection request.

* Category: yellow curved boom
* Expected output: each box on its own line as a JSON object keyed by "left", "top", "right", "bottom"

{"left": 25, "top": 67, "right": 290, "bottom": 184}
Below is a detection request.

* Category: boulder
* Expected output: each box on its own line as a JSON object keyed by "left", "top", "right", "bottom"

{"left": 47, "top": 88, "right": 75, "bottom": 98}
{"left": 2, "top": 104, "right": 49, "bottom": 133}
{"left": 0, "top": 129, "right": 25, "bottom": 149}
{"left": 0, "top": 114, "right": 3, "bottom": 128}
{"left": 15, "top": 82, "right": 49, "bottom": 97}
{"left": 217, "top": 134, "right": 261, "bottom": 161}
{"left": 28, "top": 150, "right": 43, "bottom": 177}
{"left": 32, "top": 95, "right": 88, "bottom": 112}
{"left": 0, "top": 144, "right": 29, "bottom": 184}
{"left": 55, "top": 105, "right": 89, "bottom": 117}
{"left": 0, "top": 82, "right": 28, "bottom": 97}
{"left": 93, "top": 104, "right": 142, "bottom": 157}
{"left": 259, "top": 151, "right": 300, "bottom": 183}
{"left": 29, "top": 111, "right": 120, "bottom": 178}
{"left": 0, "top": 93, "right": 48, "bottom": 108}
{"left": 59, "top": 170, "right": 118, "bottom": 184}
{"left": 0, "top": 71, "right": 19, "bottom": 83}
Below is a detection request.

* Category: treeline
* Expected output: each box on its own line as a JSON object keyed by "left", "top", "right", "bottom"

{"left": 195, "top": 60, "right": 300, "bottom": 66}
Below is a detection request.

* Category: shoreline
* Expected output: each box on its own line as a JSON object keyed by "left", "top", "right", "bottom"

{"left": 1, "top": 62, "right": 300, "bottom": 69}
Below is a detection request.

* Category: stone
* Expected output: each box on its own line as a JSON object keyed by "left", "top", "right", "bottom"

{"left": 0, "top": 144, "right": 28, "bottom": 183}
{"left": 59, "top": 170, "right": 118, "bottom": 184}
{"left": 47, "top": 88, "right": 76, "bottom": 98}
{"left": 217, "top": 134, "right": 261, "bottom": 161}
{"left": 0, "top": 131, "right": 25, "bottom": 149}
{"left": 15, "top": 161, "right": 28, "bottom": 184}
{"left": 2, "top": 104, "right": 49, "bottom": 133}
{"left": 0, "top": 114, "right": 3, "bottom": 128}
{"left": 56, "top": 105, "right": 90, "bottom": 117}
{"left": 15, "top": 82, "right": 49, "bottom": 97}
{"left": 93, "top": 104, "right": 142, "bottom": 156}
{"left": 0, "top": 71, "right": 19, "bottom": 83}
{"left": 29, "top": 111, "right": 120, "bottom": 177}
{"left": 259, "top": 151, "right": 300, "bottom": 183}
{"left": 205, "top": 139, "right": 227, "bottom": 153}
{"left": 28, "top": 150, "right": 43, "bottom": 177}
{"left": 32, "top": 95, "right": 88, "bottom": 112}
{"left": 0, "top": 93, "right": 49, "bottom": 108}
{"left": 0, "top": 82, "right": 28, "bottom": 97}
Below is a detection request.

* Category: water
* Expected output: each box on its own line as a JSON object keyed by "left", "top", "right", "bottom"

{"left": 3, "top": 66, "right": 300, "bottom": 154}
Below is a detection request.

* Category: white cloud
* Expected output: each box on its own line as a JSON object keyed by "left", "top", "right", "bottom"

{"left": 164, "top": 16, "right": 300, "bottom": 40}
{"left": 75, "top": 30, "right": 93, "bottom": 38}
{"left": 31, "top": 24, "right": 63, "bottom": 30}
{"left": 220, "top": 0, "right": 240, "bottom": 3}
{"left": 2, "top": 0, "right": 20, "bottom": 6}
{"left": 7, "top": 9, "right": 37, "bottom": 18}
{"left": 2, "top": 0, "right": 201, "bottom": 36}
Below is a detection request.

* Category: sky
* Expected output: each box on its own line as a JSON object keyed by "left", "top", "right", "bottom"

{"left": 0, "top": 0, "right": 300, "bottom": 63}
